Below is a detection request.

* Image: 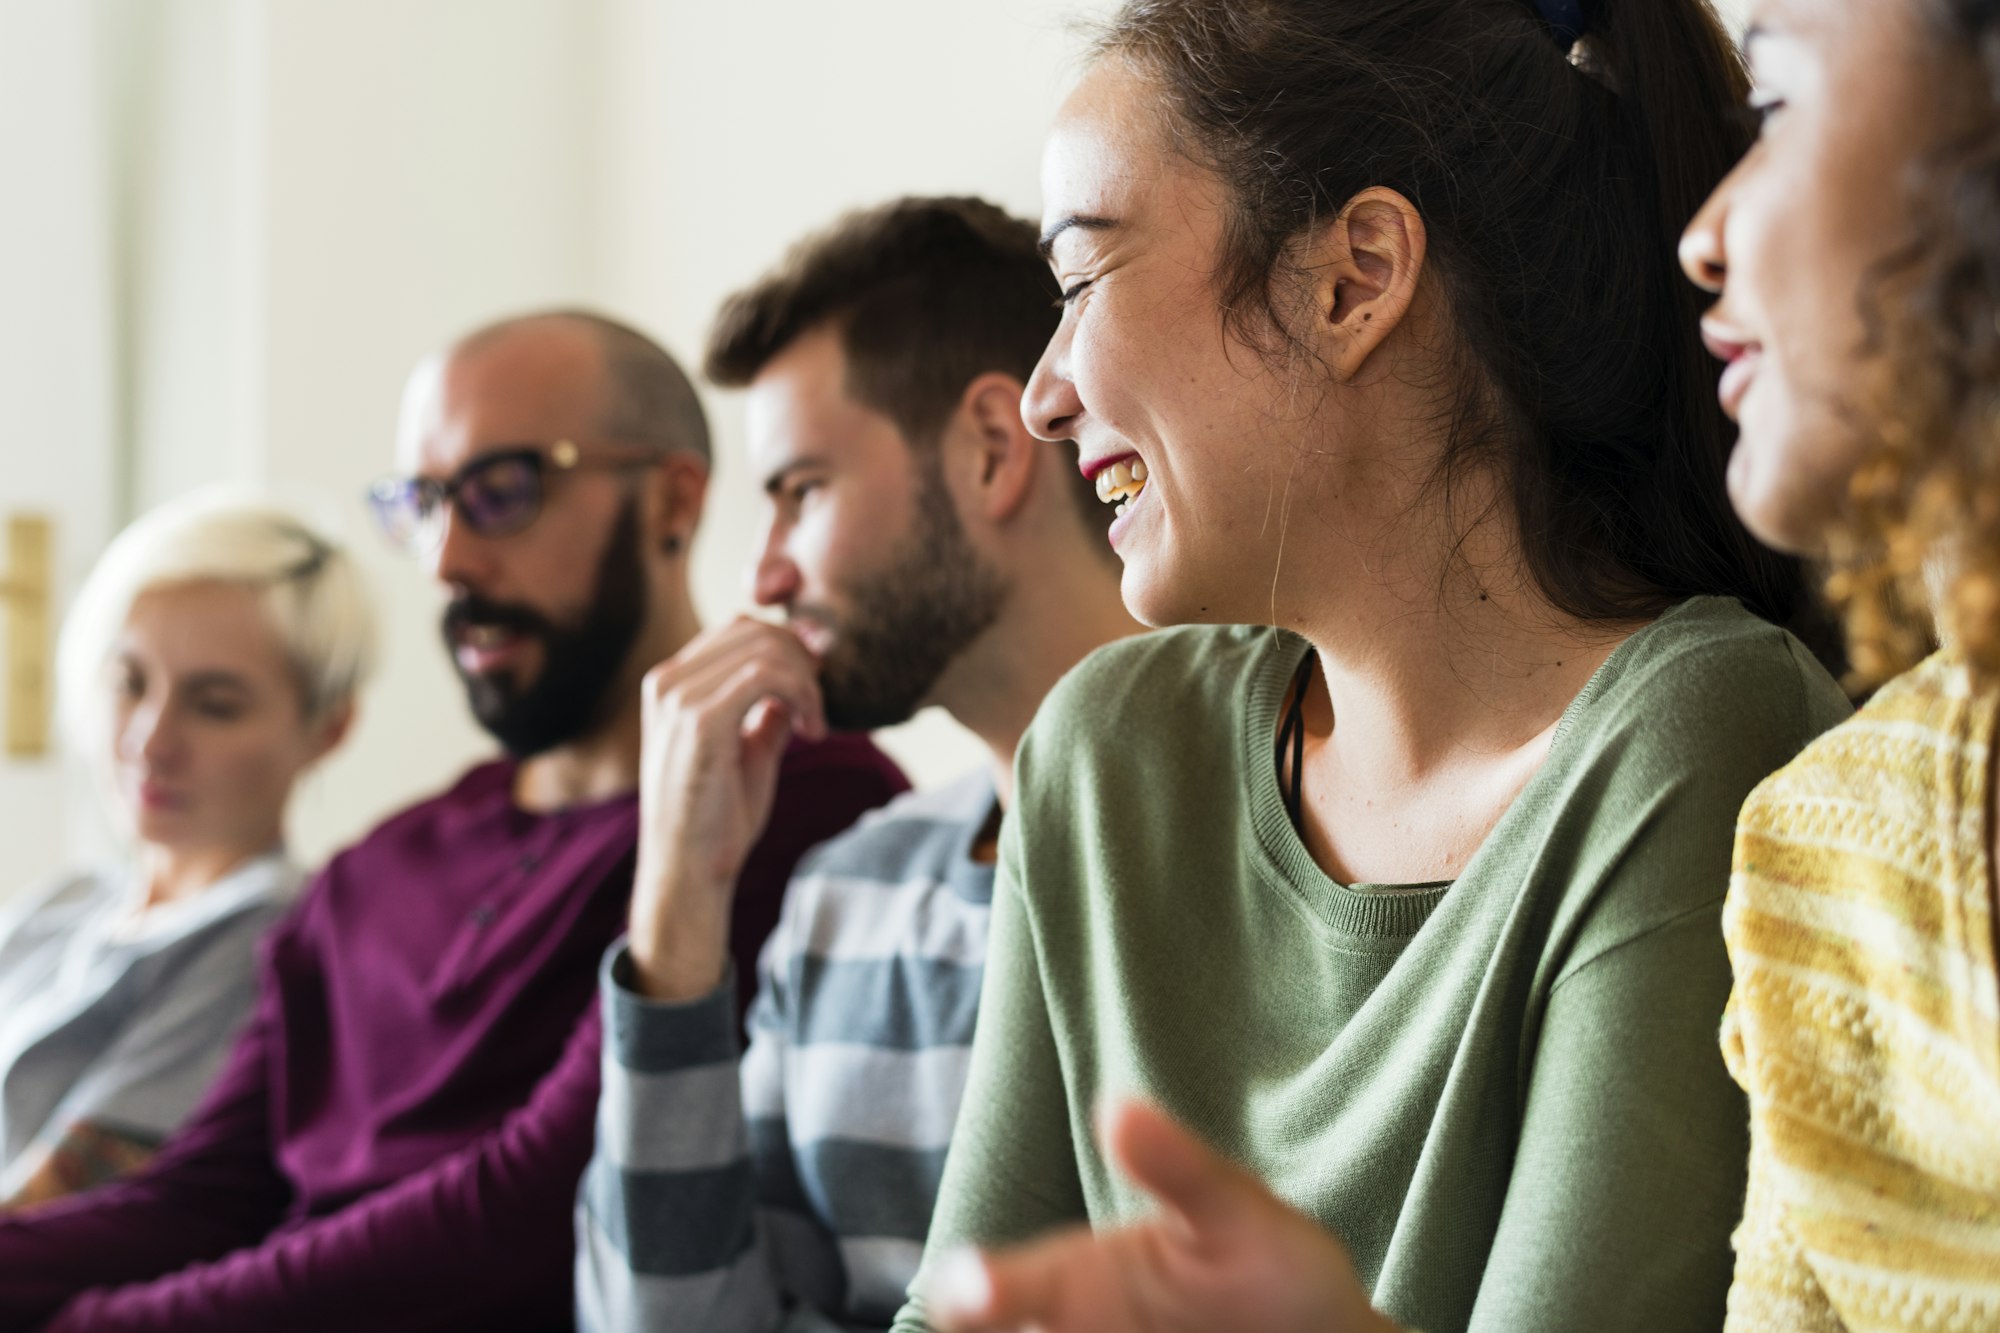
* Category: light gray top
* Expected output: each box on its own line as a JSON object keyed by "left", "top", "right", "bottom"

{"left": 577, "top": 772, "right": 997, "bottom": 1333}
{"left": 0, "top": 852, "right": 299, "bottom": 1192}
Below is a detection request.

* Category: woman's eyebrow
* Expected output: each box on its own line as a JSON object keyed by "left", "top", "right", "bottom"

{"left": 1038, "top": 215, "right": 1119, "bottom": 262}
{"left": 181, "top": 671, "right": 254, "bottom": 695}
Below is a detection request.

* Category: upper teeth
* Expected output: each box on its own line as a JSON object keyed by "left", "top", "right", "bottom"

{"left": 467, "top": 625, "right": 510, "bottom": 648}
{"left": 1095, "top": 458, "right": 1148, "bottom": 508}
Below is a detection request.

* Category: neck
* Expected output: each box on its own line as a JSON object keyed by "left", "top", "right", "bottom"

{"left": 138, "top": 841, "right": 269, "bottom": 911}
{"left": 932, "top": 552, "right": 1143, "bottom": 809}
{"left": 513, "top": 596, "right": 702, "bottom": 813}
{"left": 1282, "top": 476, "right": 1641, "bottom": 784}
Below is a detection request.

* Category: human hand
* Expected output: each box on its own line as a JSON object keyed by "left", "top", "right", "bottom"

{"left": 924, "top": 1099, "right": 1400, "bottom": 1333}
{"left": 627, "top": 616, "right": 828, "bottom": 1002}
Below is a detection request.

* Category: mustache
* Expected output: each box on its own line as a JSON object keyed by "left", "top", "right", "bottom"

{"left": 442, "top": 594, "right": 553, "bottom": 641}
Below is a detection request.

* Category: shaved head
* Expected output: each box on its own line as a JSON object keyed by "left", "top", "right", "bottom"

{"left": 447, "top": 310, "right": 711, "bottom": 465}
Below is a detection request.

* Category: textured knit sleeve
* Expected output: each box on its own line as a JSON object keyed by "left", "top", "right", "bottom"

{"left": 576, "top": 945, "right": 787, "bottom": 1333}
{"left": 1720, "top": 1048, "right": 1843, "bottom": 1333}
{"left": 890, "top": 849, "right": 1086, "bottom": 1333}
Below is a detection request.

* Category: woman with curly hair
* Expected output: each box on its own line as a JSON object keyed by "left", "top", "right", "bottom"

{"left": 1679, "top": 0, "right": 2000, "bottom": 1326}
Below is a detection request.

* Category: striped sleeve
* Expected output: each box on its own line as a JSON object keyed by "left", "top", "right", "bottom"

{"left": 580, "top": 777, "right": 995, "bottom": 1333}
{"left": 576, "top": 944, "right": 787, "bottom": 1333}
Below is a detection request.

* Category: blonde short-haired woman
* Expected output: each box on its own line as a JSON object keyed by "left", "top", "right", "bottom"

{"left": 0, "top": 492, "right": 372, "bottom": 1207}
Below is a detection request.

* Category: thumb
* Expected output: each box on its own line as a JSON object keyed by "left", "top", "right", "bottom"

{"left": 1098, "top": 1097, "right": 1260, "bottom": 1244}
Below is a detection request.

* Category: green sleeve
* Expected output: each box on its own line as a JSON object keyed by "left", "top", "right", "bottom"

{"left": 889, "top": 853, "right": 1089, "bottom": 1333}
{"left": 1465, "top": 901, "right": 1746, "bottom": 1333}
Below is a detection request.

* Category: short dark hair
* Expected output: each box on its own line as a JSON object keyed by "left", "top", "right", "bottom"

{"left": 461, "top": 309, "right": 712, "bottom": 466}
{"left": 705, "top": 197, "right": 1106, "bottom": 535}
{"left": 1096, "top": 0, "right": 1805, "bottom": 626}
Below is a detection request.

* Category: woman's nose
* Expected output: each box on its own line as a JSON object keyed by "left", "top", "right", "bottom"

{"left": 1680, "top": 184, "right": 1732, "bottom": 295}
{"left": 121, "top": 702, "right": 176, "bottom": 768}
{"left": 1022, "top": 330, "right": 1084, "bottom": 444}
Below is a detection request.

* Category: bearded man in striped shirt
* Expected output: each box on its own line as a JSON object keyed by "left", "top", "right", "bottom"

{"left": 575, "top": 196, "right": 1141, "bottom": 1333}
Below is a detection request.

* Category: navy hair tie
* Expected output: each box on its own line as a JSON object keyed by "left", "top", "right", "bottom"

{"left": 1535, "top": 0, "right": 1587, "bottom": 46}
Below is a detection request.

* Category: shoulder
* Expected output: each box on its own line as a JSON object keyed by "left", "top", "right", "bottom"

{"left": 1535, "top": 603, "right": 1853, "bottom": 970}
{"left": 294, "top": 760, "right": 518, "bottom": 909}
{"left": 1025, "top": 625, "right": 1281, "bottom": 771}
{"left": 0, "top": 866, "right": 118, "bottom": 953}
{"left": 1731, "top": 653, "right": 1988, "bottom": 923}
{"left": 1741, "top": 651, "right": 1976, "bottom": 821}
{"left": 1724, "top": 656, "right": 1996, "bottom": 1148}
{"left": 796, "top": 772, "right": 994, "bottom": 884}
{"left": 1043, "top": 625, "right": 1275, "bottom": 717}
{"left": 333, "top": 758, "right": 517, "bottom": 853}
{"left": 1569, "top": 597, "right": 1852, "bottom": 779}
{"left": 8, "top": 865, "right": 118, "bottom": 918}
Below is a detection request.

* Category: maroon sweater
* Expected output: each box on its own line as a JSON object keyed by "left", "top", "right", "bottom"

{"left": 0, "top": 738, "right": 906, "bottom": 1331}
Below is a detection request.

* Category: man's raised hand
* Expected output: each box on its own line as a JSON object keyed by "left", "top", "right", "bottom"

{"left": 627, "top": 616, "right": 828, "bottom": 1002}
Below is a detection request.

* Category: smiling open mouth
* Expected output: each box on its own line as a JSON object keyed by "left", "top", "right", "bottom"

{"left": 1095, "top": 458, "right": 1149, "bottom": 518}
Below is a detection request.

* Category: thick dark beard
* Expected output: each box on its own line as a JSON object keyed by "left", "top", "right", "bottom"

{"left": 810, "top": 458, "right": 1006, "bottom": 731}
{"left": 444, "top": 500, "right": 647, "bottom": 758}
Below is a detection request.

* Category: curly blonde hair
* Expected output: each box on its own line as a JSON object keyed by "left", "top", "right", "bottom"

{"left": 1825, "top": 2, "right": 2000, "bottom": 689}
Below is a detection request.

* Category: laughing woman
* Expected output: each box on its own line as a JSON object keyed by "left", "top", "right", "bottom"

{"left": 1679, "top": 0, "right": 2000, "bottom": 1325}
{"left": 892, "top": 2, "right": 1852, "bottom": 1332}
{"left": 0, "top": 495, "right": 369, "bottom": 1208}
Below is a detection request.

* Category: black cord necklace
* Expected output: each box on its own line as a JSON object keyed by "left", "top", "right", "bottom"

{"left": 1275, "top": 648, "right": 1318, "bottom": 831}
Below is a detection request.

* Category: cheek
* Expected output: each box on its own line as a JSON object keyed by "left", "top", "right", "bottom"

{"left": 1729, "top": 206, "right": 1881, "bottom": 551}
{"left": 189, "top": 728, "right": 306, "bottom": 814}
{"left": 807, "top": 490, "right": 913, "bottom": 596}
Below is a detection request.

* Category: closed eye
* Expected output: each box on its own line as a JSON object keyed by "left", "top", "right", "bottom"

{"left": 1056, "top": 279, "right": 1094, "bottom": 308}
{"left": 1742, "top": 89, "right": 1785, "bottom": 133}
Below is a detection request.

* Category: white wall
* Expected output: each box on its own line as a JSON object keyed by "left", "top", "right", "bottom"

{"left": 587, "top": 0, "right": 1114, "bottom": 808}
{"left": 0, "top": 0, "right": 117, "bottom": 892}
{"left": 20, "top": 0, "right": 1110, "bottom": 875}
{"left": 7, "top": 0, "right": 1757, "bottom": 878}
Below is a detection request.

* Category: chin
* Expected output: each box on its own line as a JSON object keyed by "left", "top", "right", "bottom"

{"left": 1727, "top": 471, "right": 1833, "bottom": 558}
{"left": 1119, "top": 560, "right": 1234, "bottom": 631}
{"left": 1728, "top": 432, "right": 1848, "bottom": 558}
{"left": 130, "top": 812, "right": 192, "bottom": 845}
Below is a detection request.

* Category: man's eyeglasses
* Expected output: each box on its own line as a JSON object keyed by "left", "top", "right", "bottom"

{"left": 367, "top": 440, "right": 658, "bottom": 553}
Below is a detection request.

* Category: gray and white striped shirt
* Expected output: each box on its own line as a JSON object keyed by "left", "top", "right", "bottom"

{"left": 577, "top": 774, "right": 996, "bottom": 1333}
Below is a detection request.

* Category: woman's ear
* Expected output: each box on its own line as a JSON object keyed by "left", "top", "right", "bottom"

{"left": 307, "top": 697, "right": 356, "bottom": 767}
{"left": 1301, "top": 187, "right": 1427, "bottom": 380}
{"left": 645, "top": 454, "right": 710, "bottom": 558}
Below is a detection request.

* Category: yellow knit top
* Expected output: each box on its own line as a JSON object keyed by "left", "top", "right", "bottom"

{"left": 1723, "top": 651, "right": 2000, "bottom": 1332}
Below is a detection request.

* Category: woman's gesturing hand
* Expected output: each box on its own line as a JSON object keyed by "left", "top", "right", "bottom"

{"left": 924, "top": 1099, "right": 1401, "bottom": 1333}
